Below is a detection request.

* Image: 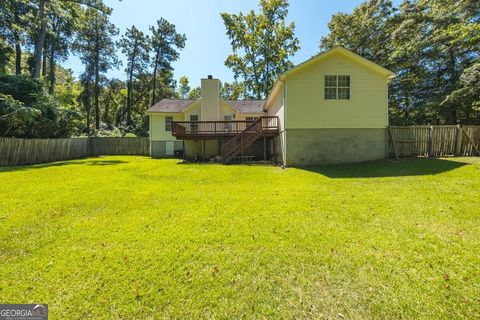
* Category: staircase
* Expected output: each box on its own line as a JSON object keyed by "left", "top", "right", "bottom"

{"left": 221, "top": 117, "right": 268, "bottom": 164}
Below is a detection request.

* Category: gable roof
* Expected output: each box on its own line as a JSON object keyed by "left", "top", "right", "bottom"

{"left": 148, "top": 98, "right": 265, "bottom": 114}
{"left": 265, "top": 46, "right": 396, "bottom": 108}
{"left": 285, "top": 46, "right": 396, "bottom": 79}
{"left": 147, "top": 99, "right": 197, "bottom": 113}
{"left": 225, "top": 100, "right": 265, "bottom": 113}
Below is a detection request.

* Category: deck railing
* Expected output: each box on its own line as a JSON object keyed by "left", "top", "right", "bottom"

{"left": 171, "top": 116, "right": 278, "bottom": 138}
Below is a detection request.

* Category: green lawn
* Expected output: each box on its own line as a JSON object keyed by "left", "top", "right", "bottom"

{"left": 0, "top": 156, "right": 479, "bottom": 319}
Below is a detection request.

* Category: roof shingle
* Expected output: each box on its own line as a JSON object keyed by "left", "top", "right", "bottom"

{"left": 226, "top": 100, "right": 265, "bottom": 113}
{"left": 147, "top": 99, "right": 197, "bottom": 113}
{"left": 147, "top": 98, "right": 266, "bottom": 114}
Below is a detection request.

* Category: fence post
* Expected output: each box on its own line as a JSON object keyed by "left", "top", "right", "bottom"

{"left": 461, "top": 126, "right": 480, "bottom": 156}
{"left": 388, "top": 126, "right": 399, "bottom": 159}
{"left": 88, "top": 137, "right": 95, "bottom": 156}
{"left": 453, "top": 124, "right": 460, "bottom": 156}
{"left": 428, "top": 125, "right": 433, "bottom": 157}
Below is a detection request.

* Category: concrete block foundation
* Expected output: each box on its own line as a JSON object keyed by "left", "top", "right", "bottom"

{"left": 285, "top": 128, "right": 387, "bottom": 165}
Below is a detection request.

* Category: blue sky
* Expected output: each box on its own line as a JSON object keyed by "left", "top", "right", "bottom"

{"left": 67, "top": 0, "right": 397, "bottom": 88}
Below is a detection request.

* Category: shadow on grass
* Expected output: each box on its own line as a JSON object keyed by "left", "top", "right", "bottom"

{"left": 296, "top": 158, "right": 468, "bottom": 178}
{"left": 0, "top": 158, "right": 129, "bottom": 173}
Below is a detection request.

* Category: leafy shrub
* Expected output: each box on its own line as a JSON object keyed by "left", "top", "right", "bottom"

{"left": 0, "top": 74, "right": 80, "bottom": 138}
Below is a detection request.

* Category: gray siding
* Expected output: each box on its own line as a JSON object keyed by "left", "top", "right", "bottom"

{"left": 151, "top": 140, "right": 183, "bottom": 158}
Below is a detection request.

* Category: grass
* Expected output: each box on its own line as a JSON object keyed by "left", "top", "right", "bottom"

{"left": 0, "top": 156, "right": 479, "bottom": 319}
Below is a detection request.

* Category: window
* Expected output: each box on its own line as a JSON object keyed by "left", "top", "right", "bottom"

{"left": 324, "top": 75, "right": 350, "bottom": 100}
{"left": 165, "top": 116, "right": 173, "bottom": 131}
{"left": 190, "top": 115, "right": 198, "bottom": 132}
{"left": 338, "top": 75, "right": 350, "bottom": 99}
{"left": 324, "top": 75, "right": 337, "bottom": 100}
{"left": 246, "top": 117, "right": 259, "bottom": 122}
{"left": 224, "top": 115, "right": 232, "bottom": 131}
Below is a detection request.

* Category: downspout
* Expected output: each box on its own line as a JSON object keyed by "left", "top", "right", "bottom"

{"left": 283, "top": 76, "right": 287, "bottom": 166}
{"left": 149, "top": 113, "right": 152, "bottom": 157}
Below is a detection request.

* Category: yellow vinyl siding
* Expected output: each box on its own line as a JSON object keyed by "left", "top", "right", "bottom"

{"left": 182, "top": 101, "right": 200, "bottom": 121}
{"left": 286, "top": 52, "right": 389, "bottom": 129}
{"left": 220, "top": 101, "right": 237, "bottom": 120}
{"left": 150, "top": 113, "right": 184, "bottom": 141}
{"left": 266, "top": 81, "right": 285, "bottom": 131}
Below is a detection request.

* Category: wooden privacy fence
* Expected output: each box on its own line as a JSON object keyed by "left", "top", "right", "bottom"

{"left": 0, "top": 137, "right": 149, "bottom": 166}
{"left": 388, "top": 125, "right": 480, "bottom": 158}
{"left": 91, "top": 137, "right": 150, "bottom": 156}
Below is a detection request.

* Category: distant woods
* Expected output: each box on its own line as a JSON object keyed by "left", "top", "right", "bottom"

{"left": 0, "top": 0, "right": 479, "bottom": 139}
{"left": 320, "top": 0, "right": 480, "bottom": 125}
{"left": 0, "top": 0, "right": 186, "bottom": 138}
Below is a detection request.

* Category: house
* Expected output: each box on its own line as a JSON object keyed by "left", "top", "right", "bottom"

{"left": 147, "top": 46, "right": 395, "bottom": 165}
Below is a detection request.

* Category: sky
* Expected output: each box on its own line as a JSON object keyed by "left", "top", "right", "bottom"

{"left": 66, "top": 0, "right": 397, "bottom": 88}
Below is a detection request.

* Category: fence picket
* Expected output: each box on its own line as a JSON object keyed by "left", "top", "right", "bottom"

{"left": 388, "top": 125, "right": 480, "bottom": 158}
{"left": 0, "top": 137, "right": 150, "bottom": 166}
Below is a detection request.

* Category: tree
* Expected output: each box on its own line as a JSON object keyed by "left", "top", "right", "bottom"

{"left": 178, "top": 76, "right": 190, "bottom": 99}
{"left": 221, "top": 0, "right": 299, "bottom": 99}
{"left": 118, "top": 26, "right": 150, "bottom": 126}
{"left": 441, "top": 61, "right": 480, "bottom": 124}
{"left": 320, "top": 0, "right": 394, "bottom": 67}
{"left": 102, "top": 79, "right": 125, "bottom": 126}
{"left": 32, "top": 0, "right": 47, "bottom": 78}
{"left": 0, "top": 0, "right": 33, "bottom": 75}
{"left": 32, "top": 0, "right": 109, "bottom": 79}
{"left": 188, "top": 87, "right": 201, "bottom": 100}
{"left": 75, "top": 7, "right": 118, "bottom": 129}
{"left": 44, "top": 1, "right": 82, "bottom": 93}
{"left": 0, "top": 74, "right": 79, "bottom": 138}
{"left": 78, "top": 66, "right": 93, "bottom": 134}
{"left": 320, "top": 0, "right": 480, "bottom": 125}
{"left": 149, "top": 18, "right": 186, "bottom": 106}
{"left": 221, "top": 81, "right": 245, "bottom": 100}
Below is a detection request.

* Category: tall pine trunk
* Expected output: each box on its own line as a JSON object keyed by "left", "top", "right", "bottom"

{"left": 447, "top": 48, "right": 457, "bottom": 124}
{"left": 151, "top": 49, "right": 160, "bottom": 106}
{"left": 13, "top": 6, "right": 22, "bottom": 75}
{"left": 103, "top": 94, "right": 110, "bottom": 125}
{"left": 94, "top": 35, "right": 101, "bottom": 130}
{"left": 42, "top": 46, "right": 47, "bottom": 77}
{"left": 48, "top": 22, "right": 57, "bottom": 94}
{"left": 85, "top": 78, "right": 91, "bottom": 136}
{"left": 48, "top": 43, "right": 56, "bottom": 94}
{"left": 33, "top": 0, "right": 46, "bottom": 79}
{"left": 14, "top": 36, "right": 21, "bottom": 75}
{"left": 126, "top": 41, "right": 138, "bottom": 126}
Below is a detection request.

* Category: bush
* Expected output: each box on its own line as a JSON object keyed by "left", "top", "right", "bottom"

{"left": 0, "top": 74, "right": 79, "bottom": 138}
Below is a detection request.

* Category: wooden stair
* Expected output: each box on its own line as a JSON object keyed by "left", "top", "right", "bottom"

{"left": 221, "top": 117, "right": 266, "bottom": 164}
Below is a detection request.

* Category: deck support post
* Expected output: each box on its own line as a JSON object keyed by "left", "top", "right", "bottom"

{"left": 263, "top": 136, "right": 267, "bottom": 162}
{"left": 182, "top": 140, "right": 185, "bottom": 161}
{"left": 241, "top": 135, "right": 244, "bottom": 163}
{"left": 203, "top": 139, "right": 206, "bottom": 161}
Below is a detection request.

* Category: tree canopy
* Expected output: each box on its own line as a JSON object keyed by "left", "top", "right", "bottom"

{"left": 320, "top": 0, "right": 480, "bottom": 125}
{"left": 221, "top": 0, "right": 300, "bottom": 99}
{"left": 0, "top": 0, "right": 185, "bottom": 137}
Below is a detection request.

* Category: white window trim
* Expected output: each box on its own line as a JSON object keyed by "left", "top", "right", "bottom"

{"left": 165, "top": 116, "right": 173, "bottom": 131}
{"left": 324, "top": 75, "right": 350, "bottom": 100}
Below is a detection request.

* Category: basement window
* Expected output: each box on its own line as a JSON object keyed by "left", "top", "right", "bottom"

{"left": 165, "top": 116, "right": 173, "bottom": 131}
{"left": 324, "top": 75, "right": 350, "bottom": 100}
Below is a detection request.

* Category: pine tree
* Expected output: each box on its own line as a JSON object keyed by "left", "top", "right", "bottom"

{"left": 118, "top": 26, "right": 150, "bottom": 126}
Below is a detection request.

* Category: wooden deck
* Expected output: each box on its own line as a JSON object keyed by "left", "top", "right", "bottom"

{"left": 171, "top": 116, "right": 279, "bottom": 139}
